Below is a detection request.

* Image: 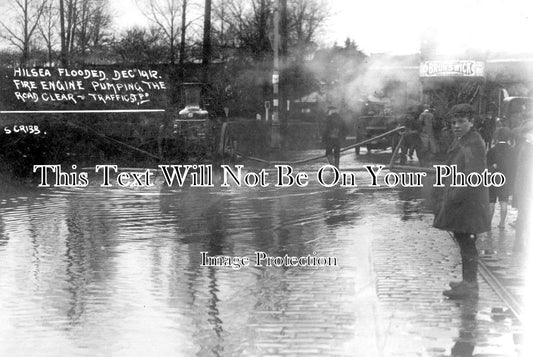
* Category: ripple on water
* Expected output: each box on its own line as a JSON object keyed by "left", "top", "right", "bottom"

{"left": 0, "top": 177, "right": 522, "bottom": 356}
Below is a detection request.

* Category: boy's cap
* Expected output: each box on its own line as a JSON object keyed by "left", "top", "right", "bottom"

{"left": 448, "top": 103, "right": 475, "bottom": 117}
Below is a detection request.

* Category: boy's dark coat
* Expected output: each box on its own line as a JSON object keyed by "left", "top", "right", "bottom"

{"left": 433, "top": 129, "right": 491, "bottom": 233}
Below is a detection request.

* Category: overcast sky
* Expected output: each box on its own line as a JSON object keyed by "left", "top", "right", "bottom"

{"left": 1, "top": 0, "right": 532, "bottom": 55}
{"left": 110, "top": 0, "right": 533, "bottom": 55}
{"left": 323, "top": 0, "right": 533, "bottom": 55}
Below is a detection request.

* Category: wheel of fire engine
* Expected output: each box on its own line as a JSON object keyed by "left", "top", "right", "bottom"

{"left": 217, "top": 122, "right": 234, "bottom": 160}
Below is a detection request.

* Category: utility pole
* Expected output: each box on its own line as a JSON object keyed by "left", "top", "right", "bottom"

{"left": 179, "top": 0, "right": 188, "bottom": 81}
{"left": 202, "top": 0, "right": 212, "bottom": 105}
{"left": 271, "top": 0, "right": 281, "bottom": 149}
{"left": 59, "top": 0, "right": 67, "bottom": 67}
{"left": 280, "top": 0, "right": 287, "bottom": 115}
{"left": 202, "top": 0, "right": 212, "bottom": 84}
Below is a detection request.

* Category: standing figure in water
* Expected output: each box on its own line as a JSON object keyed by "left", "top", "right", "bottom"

{"left": 486, "top": 127, "right": 513, "bottom": 229}
{"left": 322, "top": 105, "right": 347, "bottom": 168}
{"left": 433, "top": 104, "right": 491, "bottom": 299}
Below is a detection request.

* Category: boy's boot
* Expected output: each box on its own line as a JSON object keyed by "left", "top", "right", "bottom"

{"left": 443, "top": 281, "right": 478, "bottom": 299}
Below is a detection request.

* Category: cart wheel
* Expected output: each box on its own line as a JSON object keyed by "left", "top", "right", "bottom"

{"left": 217, "top": 122, "right": 234, "bottom": 162}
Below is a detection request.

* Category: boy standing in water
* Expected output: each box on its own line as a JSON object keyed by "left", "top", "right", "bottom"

{"left": 433, "top": 104, "right": 491, "bottom": 299}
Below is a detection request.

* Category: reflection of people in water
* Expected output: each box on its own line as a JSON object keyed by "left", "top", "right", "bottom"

{"left": 322, "top": 187, "right": 351, "bottom": 226}
{"left": 397, "top": 187, "right": 424, "bottom": 221}
{"left": 0, "top": 216, "right": 7, "bottom": 247}
{"left": 450, "top": 297, "right": 479, "bottom": 357}
{"left": 159, "top": 186, "right": 229, "bottom": 353}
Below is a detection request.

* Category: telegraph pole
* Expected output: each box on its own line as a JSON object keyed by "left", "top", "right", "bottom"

{"left": 59, "top": 0, "right": 67, "bottom": 67}
{"left": 280, "top": 0, "right": 287, "bottom": 115}
{"left": 202, "top": 0, "right": 212, "bottom": 96}
{"left": 271, "top": 0, "right": 281, "bottom": 149}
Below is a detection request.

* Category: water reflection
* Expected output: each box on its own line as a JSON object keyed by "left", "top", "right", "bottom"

{"left": 397, "top": 186, "right": 426, "bottom": 221}
{"left": 451, "top": 297, "right": 479, "bottom": 357}
{"left": 322, "top": 187, "right": 358, "bottom": 227}
{"left": 0, "top": 171, "right": 523, "bottom": 356}
{"left": 62, "top": 193, "right": 117, "bottom": 327}
{"left": 197, "top": 194, "right": 227, "bottom": 356}
{"left": 0, "top": 216, "right": 7, "bottom": 247}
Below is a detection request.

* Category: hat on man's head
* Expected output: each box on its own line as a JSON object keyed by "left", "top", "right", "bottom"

{"left": 495, "top": 127, "right": 512, "bottom": 142}
{"left": 327, "top": 105, "right": 337, "bottom": 110}
{"left": 448, "top": 103, "right": 475, "bottom": 118}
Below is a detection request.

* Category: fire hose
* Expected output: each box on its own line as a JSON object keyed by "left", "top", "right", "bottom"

{"left": 236, "top": 126, "right": 407, "bottom": 166}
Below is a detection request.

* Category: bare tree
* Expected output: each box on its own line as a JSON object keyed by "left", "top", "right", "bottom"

{"left": 214, "top": 0, "right": 273, "bottom": 57}
{"left": 211, "top": 0, "right": 228, "bottom": 50}
{"left": 77, "top": 0, "right": 111, "bottom": 54}
{"left": 58, "top": 0, "right": 78, "bottom": 66}
{"left": 57, "top": 0, "right": 111, "bottom": 66}
{"left": 113, "top": 26, "right": 166, "bottom": 63}
{"left": 0, "top": 0, "right": 48, "bottom": 66}
{"left": 88, "top": 1, "right": 111, "bottom": 48}
{"left": 77, "top": 0, "right": 94, "bottom": 54}
{"left": 211, "top": 0, "right": 328, "bottom": 60}
{"left": 213, "top": 0, "right": 247, "bottom": 49}
{"left": 38, "top": 0, "right": 58, "bottom": 65}
{"left": 139, "top": 0, "right": 192, "bottom": 64}
{"left": 287, "top": 0, "right": 329, "bottom": 58}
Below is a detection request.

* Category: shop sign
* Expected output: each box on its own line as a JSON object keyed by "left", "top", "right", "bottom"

{"left": 420, "top": 60, "right": 485, "bottom": 77}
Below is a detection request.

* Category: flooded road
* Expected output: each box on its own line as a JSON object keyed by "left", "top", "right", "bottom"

{"left": 0, "top": 153, "right": 524, "bottom": 356}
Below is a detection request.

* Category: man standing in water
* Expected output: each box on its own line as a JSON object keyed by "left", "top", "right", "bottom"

{"left": 433, "top": 104, "right": 491, "bottom": 299}
{"left": 419, "top": 104, "right": 438, "bottom": 164}
{"left": 487, "top": 127, "right": 513, "bottom": 228}
{"left": 322, "top": 105, "right": 347, "bottom": 168}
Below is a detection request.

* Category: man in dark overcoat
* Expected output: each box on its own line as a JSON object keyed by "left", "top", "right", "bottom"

{"left": 322, "top": 106, "right": 347, "bottom": 168}
{"left": 433, "top": 103, "right": 491, "bottom": 299}
{"left": 419, "top": 104, "right": 438, "bottom": 164}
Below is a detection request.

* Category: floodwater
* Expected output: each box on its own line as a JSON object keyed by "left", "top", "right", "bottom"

{"left": 0, "top": 153, "right": 524, "bottom": 357}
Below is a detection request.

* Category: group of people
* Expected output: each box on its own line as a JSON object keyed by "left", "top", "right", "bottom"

{"left": 432, "top": 103, "right": 532, "bottom": 299}
{"left": 322, "top": 102, "right": 531, "bottom": 300}
{"left": 400, "top": 105, "right": 446, "bottom": 166}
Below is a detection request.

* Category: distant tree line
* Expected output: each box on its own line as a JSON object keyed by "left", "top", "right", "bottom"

{"left": 0, "top": 0, "right": 367, "bottom": 116}
{"left": 0, "top": 0, "right": 110, "bottom": 66}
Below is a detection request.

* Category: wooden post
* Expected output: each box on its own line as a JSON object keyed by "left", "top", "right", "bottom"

{"left": 271, "top": 0, "right": 281, "bottom": 149}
